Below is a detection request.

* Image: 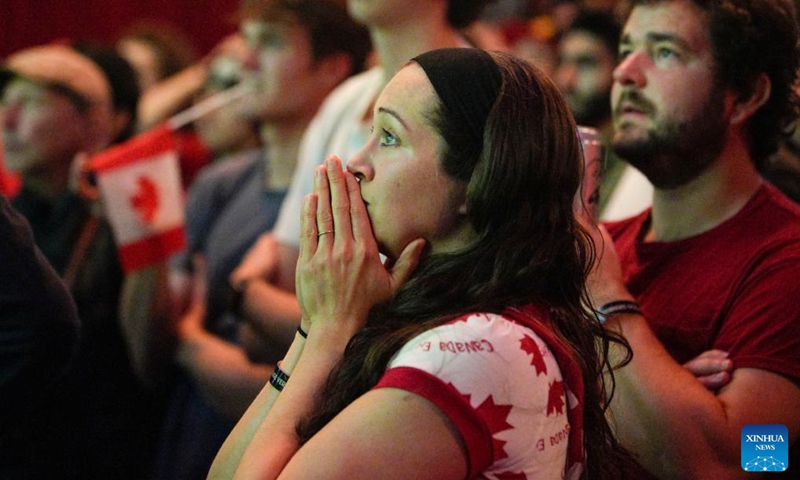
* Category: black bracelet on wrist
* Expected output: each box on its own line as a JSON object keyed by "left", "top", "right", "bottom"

{"left": 269, "top": 364, "right": 290, "bottom": 392}
{"left": 597, "top": 300, "right": 642, "bottom": 324}
{"left": 297, "top": 325, "right": 308, "bottom": 338}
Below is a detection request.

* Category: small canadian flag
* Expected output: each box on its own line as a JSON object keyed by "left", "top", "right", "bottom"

{"left": 91, "top": 125, "right": 186, "bottom": 272}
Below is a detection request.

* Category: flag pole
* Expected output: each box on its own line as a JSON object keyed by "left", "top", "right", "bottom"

{"left": 166, "top": 82, "right": 253, "bottom": 130}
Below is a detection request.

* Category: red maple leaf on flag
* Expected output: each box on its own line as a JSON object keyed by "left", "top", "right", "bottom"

{"left": 130, "top": 176, "right": 160, "bottom": 225}
{"left": 456, "top": 387, "right": 514, "bottom": 461}
{"left": 547, "top": 380, "right": 565, "bottom": 416}
{"left": 520, "top": 335, "right": 547, "bottom": 376}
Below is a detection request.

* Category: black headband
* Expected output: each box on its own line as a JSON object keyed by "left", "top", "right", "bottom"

{"left": 412, "top": 48, "right": 502, "bottom": 158}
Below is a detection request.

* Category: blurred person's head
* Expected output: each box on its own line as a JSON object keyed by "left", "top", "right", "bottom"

{"left": 117, "top": 21, "right": 199, "bottom": 91}
{"left": 0, "top": 44, "right": 114, "bottom": 193}
{"left": 73, "top": 42, "right": 141, "bottom": 144}
{"left": 193, "top": 50, "right": 262, "bottom": 155}
{"left": 612, "top": 0, "right": 800, "bottom": 188}
{"left": 555, "top": 9, "right": 620, "bottom": 127}
{"left": 500, "top": 15, "right": 560, "bottom": 78}
{"left": 236, "top": 0, "right": 370, "bottom": 125}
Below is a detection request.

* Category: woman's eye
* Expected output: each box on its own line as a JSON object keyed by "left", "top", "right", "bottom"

{"left": 379, "top": 129, "right": 398, "bottom": 147}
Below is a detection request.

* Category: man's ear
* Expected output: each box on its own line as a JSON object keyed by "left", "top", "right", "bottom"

{"left": 730, "top": 72, "right": 771, "bottom": 125}
{"left": 314, "top": 52, "right": 353, "bottom": 93}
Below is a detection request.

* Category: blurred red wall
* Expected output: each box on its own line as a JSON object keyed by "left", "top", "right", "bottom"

{"left": 1, "top": 0, "right": 242, "bottom": 58}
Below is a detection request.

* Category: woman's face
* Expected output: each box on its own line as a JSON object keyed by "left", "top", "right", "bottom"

{"left": 346, "top": 63, "right": 476, "bottom": 260}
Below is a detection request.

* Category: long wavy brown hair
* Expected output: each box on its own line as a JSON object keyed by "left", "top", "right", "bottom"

{"left": 297, "top": 51, "right": 632, "bottom": 479}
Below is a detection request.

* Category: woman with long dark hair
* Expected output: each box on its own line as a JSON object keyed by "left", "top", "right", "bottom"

{"left": 210, "top": 47, "right": 629, "bottom": 480}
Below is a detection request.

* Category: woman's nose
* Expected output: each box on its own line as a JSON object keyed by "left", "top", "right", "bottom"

{"left": 346, "top": 141, "right": 375, "bottom": 183}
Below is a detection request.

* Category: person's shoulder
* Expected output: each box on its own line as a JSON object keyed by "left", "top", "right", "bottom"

{"left": 443, "top": 311, "right": 526, "bottom": 333}
{"left": 394, "top": 312, "right": 536, "bottom": 353}
{"left": 188, "top": 149, "right": 261, "bottom": 197}
{"left": 392, "top": 311, "right": 560, "bottom": 375}
{"left": 184, "top": 149, "right": 262, "bottom": 225}
{"left": 427, "top": 311, "right": 552, "bottom": 355}
{"left": 740, "top": 183, "right": 800, "bottom": 239}
{"left": 198, "top": 148, "right": 263, "bottom": 181}
{"left": 402, "top": 312, "right": 565, "bottom": 396}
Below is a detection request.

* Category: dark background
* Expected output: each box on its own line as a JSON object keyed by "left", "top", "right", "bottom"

{"left": 1, "top": 0, "right": 242, "bottom": 58}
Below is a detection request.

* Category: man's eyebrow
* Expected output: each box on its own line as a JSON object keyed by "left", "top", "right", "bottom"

{"left": 646, "top": 32, "right": 691, "bottom": 49}
{"left": 619, "top": 31, "right": 691, "bottom": 50}
{"left": 377, "top": 106, "right": 408, "bottom": 129}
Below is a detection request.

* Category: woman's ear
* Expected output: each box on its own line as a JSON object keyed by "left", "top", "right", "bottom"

{"left": 730, "top": 72, "right": 771, "bottom": 126}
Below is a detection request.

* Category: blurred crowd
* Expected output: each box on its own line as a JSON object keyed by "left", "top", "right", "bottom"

{"left": 1, "top": 0, "right": 799, "bottom": 479}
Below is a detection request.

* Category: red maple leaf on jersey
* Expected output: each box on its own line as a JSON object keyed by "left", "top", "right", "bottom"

{"left": 456, "top": 388, "right": 514, "bottom": 461}
{"left": 547, "top": 380, "right": 565, "bottom": 416}
{"left": 520, "top": 334, "right": 547, "bottom": 376}
{"left": 130, "top": 176, "right": 159, "bottom": 225}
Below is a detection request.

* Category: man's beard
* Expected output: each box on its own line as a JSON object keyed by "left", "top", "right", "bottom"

{"left": 612, "top": 88, "right": 728, "bottom": 189}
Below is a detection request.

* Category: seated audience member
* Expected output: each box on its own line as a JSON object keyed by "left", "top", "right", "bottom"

{"left": 555, "top": 9, "right": 618, "bottom": 134}
{"left": 554, "top": 9, "right": 634, "bottom": 217}
{"left": 0, "top": 195, "right": 79, "bottom": 474}
{"left": 211, "top": 48, "right": 631, "bottom": 480}
{"left": 73, "top": 41, "right": 141, "bottom": 144}
{"left": 70, "top": 42, "right": 142, "bottom": 201}
{"left": 133, "top": 1, "right": 370, "bottom": 479}
{"left": 229, "top": 0, "right": 495, "bottom": 359}
{"left": 117, "top": 21, "right": 221, "bottom": 189}
{"left": 0, "top": 44, "right": 165, "bottom": 479}
{"left": 589, "top": 0, "right": 800, "bottom": 478}
{"left": 117, "top": 20, "right": 199, "bottom": 128}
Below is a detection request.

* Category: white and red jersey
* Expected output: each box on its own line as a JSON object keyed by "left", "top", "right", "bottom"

{"left": 375, "top": 306, "right": 585, "bottom": 480}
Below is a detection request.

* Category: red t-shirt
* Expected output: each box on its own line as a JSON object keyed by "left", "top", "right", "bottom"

{"left": 605, "top": 183, "right": 800, "bottom": 380}
{"left": 606, "top": 183, "right": 800, "bottom": 478}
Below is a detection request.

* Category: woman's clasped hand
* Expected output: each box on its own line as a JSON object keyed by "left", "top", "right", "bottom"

{"left": 295, "top": 155, "right": 425, "bottom": 342}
